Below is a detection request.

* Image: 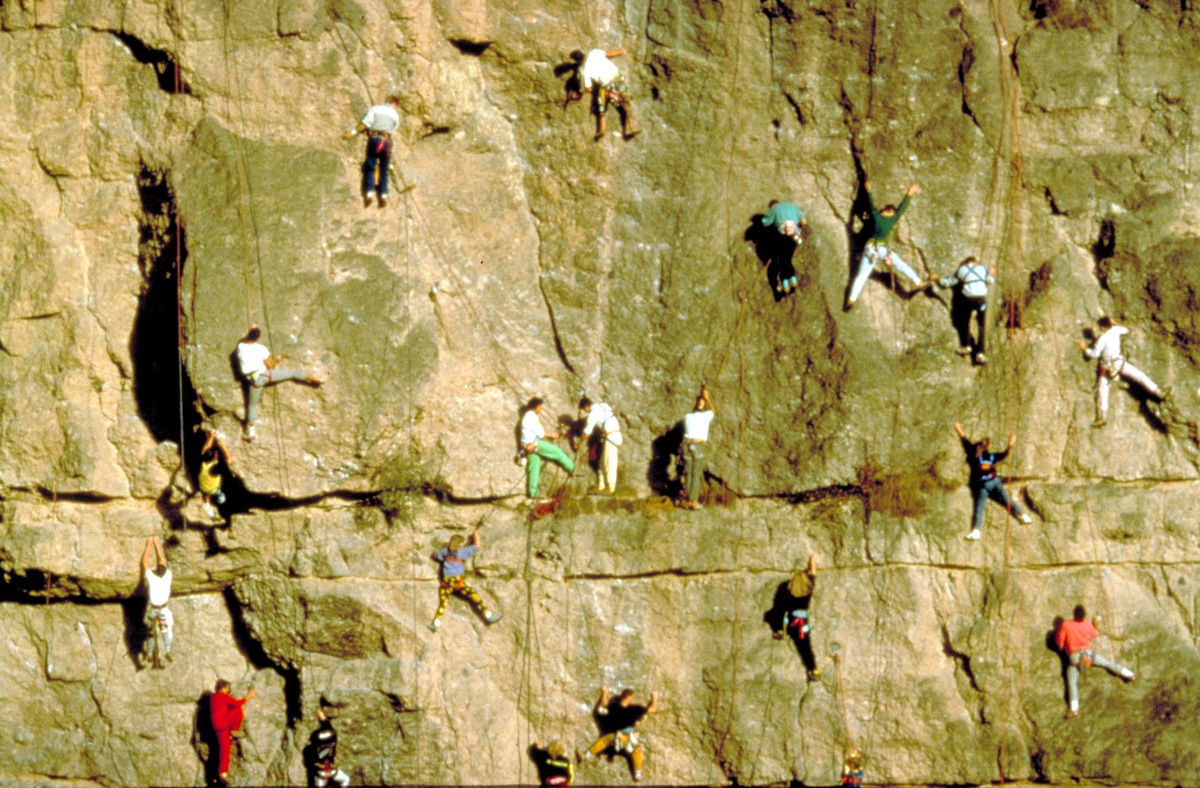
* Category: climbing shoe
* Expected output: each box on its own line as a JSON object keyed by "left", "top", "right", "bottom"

{"left": 1020, "top": 513, "right": 1032, "bottom": 524}
{"left": 427, "top": 620, "right": 441, "bottom": 633}
{"left": 956, "top": 346, "right": 972, "bottom": 356}
{"left": 485, "top": 612, "right": 502, "bottom": 625}
{"left": 974, "top": 353, "right": 988, "bottom": 365}
{"left": 1092, "top": 417, "right": 1107, "bottom": 428}
{"left": 965, "top": 529, "right": 982, "bottom": 540}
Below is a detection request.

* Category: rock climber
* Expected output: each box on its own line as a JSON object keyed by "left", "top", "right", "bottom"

{"left": 953, "top": 422, "right": 1032, "bottom": 540}
{"left": 427, "top": 529, "right": 502, "bottom": 632}
{"left": 209, "top": 679, "right": 255, "bottom": 788}
{"left": 236, "top": 323, "right": 324, "bottom": 442}
{"left": 138, "top": 536, "right": 173, "bottom": 669}
{"left": 520, "top": 398, "right": 576, "bottom": 502}
{"left": 197, "top": 427, "right": 231, "bottom": 519}
{"left": 680, "top": 386, "right": 716, "bottom": 510}
{"left": 1079, "top": 316, "right": 1167, "bottom": 427}
{"left": 1056, "top": 604, "right": 1135, "bottom": 719}
{"left": 583, "top": 686, "right": 659, "bottom": 782}
{"left": 579, "top": 397, "right": 622, "bottom": 494}
{"left": 343, "top": 94, "right": 401, "bottom": 208}
{"left": 760, "top": 200, "right": 808, "bottom": 296}
{"left": 846, "top": 180, "right": 923, "bottom": 310}
{"left": 768, "top": 552, "right": 821, "bottom": 681}
{"left": 529, "top": 739, "right": 574, "bottom": 786}
{"left": 931, "top": 256, "right": 994, "bottom": 365}
{"left": 841, "top": 748, "right": 864, "bottom": 788}
{"left": 307, "top": 708, "right": 350, "bottom": 787}
{"left": 571, "top": 48, "right": 640, "bottom": 140}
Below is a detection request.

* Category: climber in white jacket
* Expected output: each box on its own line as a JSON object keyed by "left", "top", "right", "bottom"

{"left": 1079, "top": 317, "right": 1166, "bottom": 427}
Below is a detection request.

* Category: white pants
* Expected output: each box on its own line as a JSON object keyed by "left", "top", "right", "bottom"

{"left": 599, "top": 432, "right": 622, "bottom": 491}
{"left": 848, "top": 243, "right": 921, "bottom": 303}
{"left": 1097, "top": 361, "right": 1161, "bottom": 416}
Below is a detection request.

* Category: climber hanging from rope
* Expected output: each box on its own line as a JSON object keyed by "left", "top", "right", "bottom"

{"left": 196, "top": 426, "right": 232, "bottom": 520}
{"left": 519, "top": 398, "right": 576, "bottom": 502}
{"left": 427, "top": 529, "right": 502, "bottom": 632}
{"left": 1079, "top": 316, "right": 1169, "bottom": 428}
{"left": 759, "top": 200, "right": 809, "bottom": 296}
{"left": 931, "top": 256, "right": 995, "bottom": 365}
{"left": 343, "top": 94, "right": 401, "bottom": 208}
{"left": 138, "top": 536, "right": 173, "bottom": 669}
{"left": 846, "top": 180, "right": 924, "bottom": 311}
{"left": 236, "top": 323, "right": 324, "bottom": 442}
{"left": 953, "top": 422, "right": 1033, "bottom": 540}
{"left": 582, "top": 686, "right": 659, "bottom": 782}
{"left": 570, "top": 48, "right": 640, "bottom": 141}
{"left": 767, "top": 552, "right": 821, "bottom": 681}
{"left": 1056, "top": 604, "right": 1135, "bottom": 719}
{"left": 578, "top": 397, "right": 622, "bottom": 494}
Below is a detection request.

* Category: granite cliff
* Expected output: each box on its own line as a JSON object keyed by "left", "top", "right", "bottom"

{"left": 0, "top": 0, "right": 1198, "bottom": 785}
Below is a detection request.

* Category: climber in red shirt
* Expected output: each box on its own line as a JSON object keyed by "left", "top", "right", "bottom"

{"left": 1055, "top": 605, "right": 1134, "bottom": 718}
{"left": 209, "top": 680, "right": 256, "bottom": 785}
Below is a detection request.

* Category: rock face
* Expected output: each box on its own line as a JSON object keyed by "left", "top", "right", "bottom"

{"left": 0, "top": 0, "right": 1199, "bottom": 785}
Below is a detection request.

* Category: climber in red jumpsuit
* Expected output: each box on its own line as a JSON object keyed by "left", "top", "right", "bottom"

{"left": 209, "top": 680, "right": 255, "bottom": 786}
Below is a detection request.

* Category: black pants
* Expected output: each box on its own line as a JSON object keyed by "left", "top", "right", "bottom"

{"left": 790, "top": 631, "right": 817, "bottom": 673}
{"left": 952, "top": 294, "right": 987, "bottom": 354}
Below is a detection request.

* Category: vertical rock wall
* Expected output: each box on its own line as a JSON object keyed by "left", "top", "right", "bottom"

{"left": 0, "top": 0, "right": 1198, "bottom": 785}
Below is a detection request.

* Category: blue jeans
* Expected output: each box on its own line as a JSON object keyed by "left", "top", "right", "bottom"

{"left": 361, "top": 136, "right": 391, "bottom": 197}
{"left": 971, "top": 477, "right": 1023, "bottom": 530}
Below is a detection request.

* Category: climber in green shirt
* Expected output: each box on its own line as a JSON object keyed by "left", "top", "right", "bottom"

{"left": 846, "top": 181, "right": 923, "bottom": 309}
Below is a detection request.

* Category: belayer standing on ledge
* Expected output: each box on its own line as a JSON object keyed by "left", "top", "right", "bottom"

{"left": 954, "top": 422, "right": 1032, "bottom": 540}
{"left": 680, "top": 386, "right": 716, "bottom": 510}
{"left": 847, "top": 180, "right": 923, "bottom": 310}
{"left": 520, "top": 398, "right": 576, "bottom": 502}
{"left": 344, "top": 94, "right": 401, "bottom": 208}
{"left": 579, "top": 397, "right": 622, "bottom": 494}
{"left": 572, "top": 48, "right": 640, "bottom": 140}
{"left": 1079, "top": 316, "right": 1167, "bottom": 427}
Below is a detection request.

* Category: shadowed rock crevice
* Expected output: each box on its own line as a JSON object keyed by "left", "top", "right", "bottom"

{"left": 131, "top": 164, "right": 200, "bottom": 445}
{"left": 110, "top": 32, "right": 191, "bottom": 94}
{"left": 223, "top": 586, "right": 303, "bottom": 728}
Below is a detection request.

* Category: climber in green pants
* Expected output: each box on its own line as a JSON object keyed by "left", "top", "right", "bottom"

{"left": 520, "top": 398, "right": 575, "bottom": 500}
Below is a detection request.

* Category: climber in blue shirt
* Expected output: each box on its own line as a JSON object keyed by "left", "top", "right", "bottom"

{"left": 954, "top": 422, "right": 1032, "bottom": 540}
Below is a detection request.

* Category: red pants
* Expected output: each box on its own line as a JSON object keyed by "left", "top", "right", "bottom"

{"left": 214, "top": 706, "right": 244, "bottom": 774}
